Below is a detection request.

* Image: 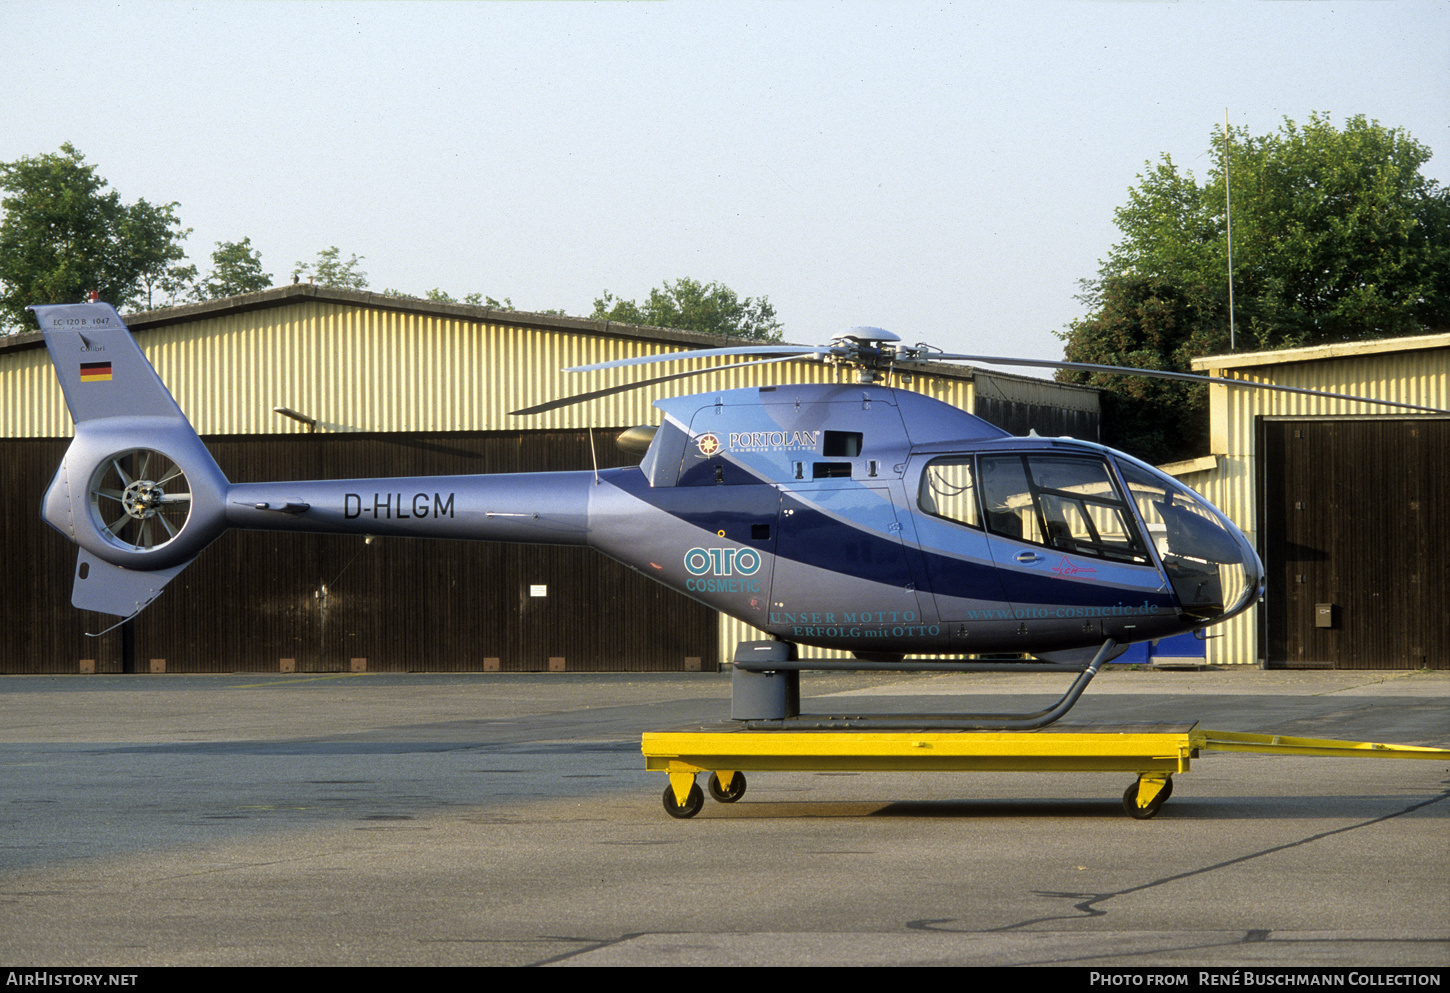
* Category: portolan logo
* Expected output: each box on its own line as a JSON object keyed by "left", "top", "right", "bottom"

{"left": 696, "top": 433, "right": 721, "bottom": 456}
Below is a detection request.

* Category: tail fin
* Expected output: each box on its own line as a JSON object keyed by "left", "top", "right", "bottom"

{"left": 32, "top": 302, "right": 229, "bottom": 623}
{"left": 34, "top": 303, "right": 191, "bottom": 424}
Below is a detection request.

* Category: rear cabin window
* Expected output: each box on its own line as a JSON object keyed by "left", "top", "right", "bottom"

{"left": 919, "top": 458, "right": 982, "bottom": 528}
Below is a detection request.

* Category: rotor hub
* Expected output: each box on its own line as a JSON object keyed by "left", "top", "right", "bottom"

{"left": 828, "top": 327, "right": 908, "bottom": 379}
{"left": 121, "top": 479, "right": 166, "bottom": 520}
{"left": 88, "top": 448, "right": 194, "bottom": 551}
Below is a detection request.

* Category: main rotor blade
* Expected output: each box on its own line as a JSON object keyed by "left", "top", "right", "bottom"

{"left": 511, "top": 353, "right": 808, "bottom": 416}
{"left": 915, "top": 352, "right": 1450, "bottom": 414}
{"left": 566, "top": 344, "right": 831, "bottom": 373}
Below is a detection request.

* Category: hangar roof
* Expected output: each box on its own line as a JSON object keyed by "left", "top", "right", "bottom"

{"left": 1192, "top": 330, "right": 1450, "bottom": 373}
{"left": 3, "top": 283, "right": 1095, "bottom": 397}
{"left": 1, "top": 284, "right": 1097, "bottom": 438}
{"left": 0, "top": 283, "right": 768, "bottom": 356}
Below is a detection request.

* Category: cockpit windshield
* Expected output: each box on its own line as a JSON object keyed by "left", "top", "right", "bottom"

{"left": 1113, "top": 457, "right": 1263, "bottom": 623}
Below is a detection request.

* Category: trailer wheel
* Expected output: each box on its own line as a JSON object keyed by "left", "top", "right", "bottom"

{"left": 707, "top": 771, "right": 747, "bottom": 803}
{"left": 1123, "top": 776, "right": 1173, "bottom": 819}
{"left": 663, "top": 782, "right": 705, "bottom": 819}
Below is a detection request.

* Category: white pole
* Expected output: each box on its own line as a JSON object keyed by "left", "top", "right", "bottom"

{"left": 1224, "top": 109, "right": 1236, "bottom": 351}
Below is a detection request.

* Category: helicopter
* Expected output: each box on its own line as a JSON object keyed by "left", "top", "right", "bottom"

{"left": 28, "top": 301, "right": 1443, "bottom": 729}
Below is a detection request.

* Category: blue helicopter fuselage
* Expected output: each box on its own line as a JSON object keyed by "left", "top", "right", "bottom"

{"left": 581, "top": 382, "right": 1263, "bottom": 656}
{"left": 34, "top": 302, "right": 1262, "bottom": 657}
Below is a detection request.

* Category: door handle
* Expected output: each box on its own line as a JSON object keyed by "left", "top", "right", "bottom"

{"left": 1015, "top": 551, "right": 1043, "bottom": 564}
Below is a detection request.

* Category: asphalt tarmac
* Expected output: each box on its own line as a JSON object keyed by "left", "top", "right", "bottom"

{"left": 0, "top": 666, "right": 1445, "bottom": 968}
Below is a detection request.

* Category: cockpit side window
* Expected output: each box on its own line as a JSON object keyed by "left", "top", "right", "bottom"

{"left": 919, "top": 458, "right": 981, "bottom": 529}
{"left": 978, "top": 453, "right": 1149, "bottom": 564}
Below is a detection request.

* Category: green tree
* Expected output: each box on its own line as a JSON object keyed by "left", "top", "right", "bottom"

{"left": 0, "top": 143, "right": 196, "bottom": 330}
{"left": 120, "top": 199, "right": 195, "bottom": 310}
{"left": 1063, "top": 114, "right": 1450, "bottom": 462}
{"left": 424, "top": 288, "right": 513, "bottom": 307}
{"left": 378, "top": 287, "right": 517, "bottom": 308}
{"left": 1060, "top": 277, "right": 1224, "bottom": 464}
{"left": 196, "top": 237, "right": 271, "bottom": 299}
{"left": 1090, "top": 113, "right": 1450, "bottom": 350}
{"left": 459, "top": 291, "right": 514, "bottom": 309}
{"left": 591, "top": 277, "right": 783, "bottom": 341}
{"left": 292, "top": 246, "right": 368, "bottom": 289}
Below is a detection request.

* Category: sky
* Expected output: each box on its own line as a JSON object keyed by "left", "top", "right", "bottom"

{"left": 3, "top": 0, "right": 1447, "bottom": 364}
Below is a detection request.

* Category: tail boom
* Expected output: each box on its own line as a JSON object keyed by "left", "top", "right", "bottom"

{"left": 33, "top": 302, "right": 600, "bottom": 620}
{"left": 226, "top": 473, "right": 594, "bottom": 544}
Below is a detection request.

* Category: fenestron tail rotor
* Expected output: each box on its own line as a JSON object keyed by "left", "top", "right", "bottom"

{"left": 34, "top": 301, "right": 235, "bottom": 623}
{"left": 88, "top": 449, "right": 194, "bottom": 552}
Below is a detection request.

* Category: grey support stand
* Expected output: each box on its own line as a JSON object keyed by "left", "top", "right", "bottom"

{"left": 730, "top": 638, "right": 1119, "bottom": 730}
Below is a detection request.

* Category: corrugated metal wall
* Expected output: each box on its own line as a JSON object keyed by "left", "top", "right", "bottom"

{"left": 0, "top": 343, "right": 67, "bottom": 437}
{"left": 4, "top": 439, "right": 110, "bottom": 673}
{"left": 1192, "top": 334, "right": 1450, "bottom": 666}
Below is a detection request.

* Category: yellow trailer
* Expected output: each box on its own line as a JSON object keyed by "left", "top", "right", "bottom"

{"left": 641, "top": 723, "right": 1450, "bottom": 819}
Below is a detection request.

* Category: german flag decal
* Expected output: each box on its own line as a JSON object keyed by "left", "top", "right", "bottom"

{"left": 79, "top": 361, "right": 113, "bottom": 382}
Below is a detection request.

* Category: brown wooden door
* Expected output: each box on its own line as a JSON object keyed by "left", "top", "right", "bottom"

{"left": 1262, "top": 418, "right": 1448, "bottom": 669}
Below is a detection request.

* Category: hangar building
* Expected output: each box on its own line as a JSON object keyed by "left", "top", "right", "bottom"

{"left": 1, "top": 284, "right": 1100, "bottom": 674}
{"left": 1173, "top": 332, "right": 1448, "bottom": 669}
